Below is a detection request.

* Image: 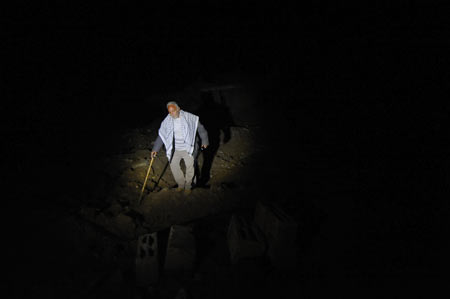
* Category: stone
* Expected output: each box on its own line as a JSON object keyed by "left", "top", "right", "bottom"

{"left": 113, "top": 214, "right": 136, "bottom": 239}
{"left": 105, "top": 202, "right": 123, "bottom": 217}
{"left": 131, "top": 160, "right": 148, "bottom": 169}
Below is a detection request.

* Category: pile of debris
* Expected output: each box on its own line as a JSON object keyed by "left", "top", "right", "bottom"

{"left": 78, "top": 119, "right": 266, "bottom": 240}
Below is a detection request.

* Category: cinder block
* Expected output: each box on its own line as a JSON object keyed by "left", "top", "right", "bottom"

{"left": 135, "top": 233, "right": 159, "bottom": 286}
{"left": 227, "top": 214, "right": 266, "bottom": 264}
{"left": 164, "top": 225, "right": 196, "bottom": 274}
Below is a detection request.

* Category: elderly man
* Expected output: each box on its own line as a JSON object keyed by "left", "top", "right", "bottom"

{"left": 151, "top": 101, "right": 209, "bottom": 194}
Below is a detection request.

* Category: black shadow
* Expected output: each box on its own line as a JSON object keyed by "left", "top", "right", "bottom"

{"left": 195, "top": 90, "right": 235, "bottom": 187}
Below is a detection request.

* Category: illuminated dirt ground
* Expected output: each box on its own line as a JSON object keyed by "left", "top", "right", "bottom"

{"left": 80, "top": 123, "right": 268, "bottom": 236}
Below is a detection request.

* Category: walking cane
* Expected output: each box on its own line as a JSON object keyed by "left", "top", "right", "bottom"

{"left": 139, "top": 156, "right": 155, "bottom": 205}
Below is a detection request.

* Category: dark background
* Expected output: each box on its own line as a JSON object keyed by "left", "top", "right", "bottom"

{"left": 2, "top": 1, "right": 449, "bottom": 296}
{"left": 4, "top": 2, "right": 449, "bottom": 175}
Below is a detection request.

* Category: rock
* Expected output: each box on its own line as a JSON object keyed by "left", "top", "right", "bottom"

{"left": 105, "top": 202, "right": 123, "bottom": 217}
{"left": 113, "top": 214, "right": 136, "bottom": 239}
{"left": 94, "top": 213, "right": 136, "bottom": 239}
{"left": 131, "top": 160, "right": 149, "bottom": 169}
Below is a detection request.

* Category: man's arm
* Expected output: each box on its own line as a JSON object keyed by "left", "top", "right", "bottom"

{"left": 151, "top": 135, "right": 163, "bottom": 157}
{"left": 197, "top": 121, "right": 209, "bottom": 148}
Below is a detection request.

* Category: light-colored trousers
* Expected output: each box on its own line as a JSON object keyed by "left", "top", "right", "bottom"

{"left": 170, "top": 150, "right": 195, "bottom": 190}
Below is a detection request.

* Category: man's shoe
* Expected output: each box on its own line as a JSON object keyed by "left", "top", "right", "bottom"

{"left": 175, "top": 187, "right": 184, "bottom": 192}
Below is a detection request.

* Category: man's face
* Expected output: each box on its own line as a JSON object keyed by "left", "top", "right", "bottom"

{"left": 168, "top": 105, "right": 180, "bottom": 118}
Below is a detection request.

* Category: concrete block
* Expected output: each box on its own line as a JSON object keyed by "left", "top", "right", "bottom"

{"left": 227, "top": 214, "right": 266, "bottom": 264}
{"left": 135, "top": 233, "right": 159, "bottom": 286}
{"left": 164, "top": 225, "right": 196, "bottom": 274}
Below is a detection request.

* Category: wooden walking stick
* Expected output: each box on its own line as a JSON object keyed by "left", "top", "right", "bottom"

{"left": 139, "top": 156, "right": 155, "bottom": 205}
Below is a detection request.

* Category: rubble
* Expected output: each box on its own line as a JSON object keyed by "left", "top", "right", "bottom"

{"left": 227, "top": 214, "right": 266, "bottom": 264}
{"left": 164, "top": 225, "right": 196, "bottom": 275}
{"left": 254, "top": 201, "right": 299, "bottom": 268}
{"left": 15, "top": 83, "right": 303, "bottom": 297}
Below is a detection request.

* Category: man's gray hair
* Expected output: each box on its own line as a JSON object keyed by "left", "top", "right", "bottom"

{"left": 166, "top": 101, "right": 180, "bottom": 109}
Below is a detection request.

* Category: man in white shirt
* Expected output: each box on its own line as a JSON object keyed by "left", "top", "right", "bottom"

{"left": 151, "top": 101, "right": 209, "bottom": 194}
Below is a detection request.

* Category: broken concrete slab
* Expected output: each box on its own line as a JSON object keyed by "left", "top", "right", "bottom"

{"left": 111, "top": 213, "right": 136, "bottom": 239}
{"left": 136, "top": 233, "right": 159, "bottom": 286}
{"left": 254, "top": 201, "right": 299, "bottom": 268}
{"left": 227, "top": 214, "right": 266, "bottom": 264}
{"left": 164, "top": 225, "right": 196, "bottom": 275}
{"left": 254, "top": 200, "right": 298, "bottom": 246}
